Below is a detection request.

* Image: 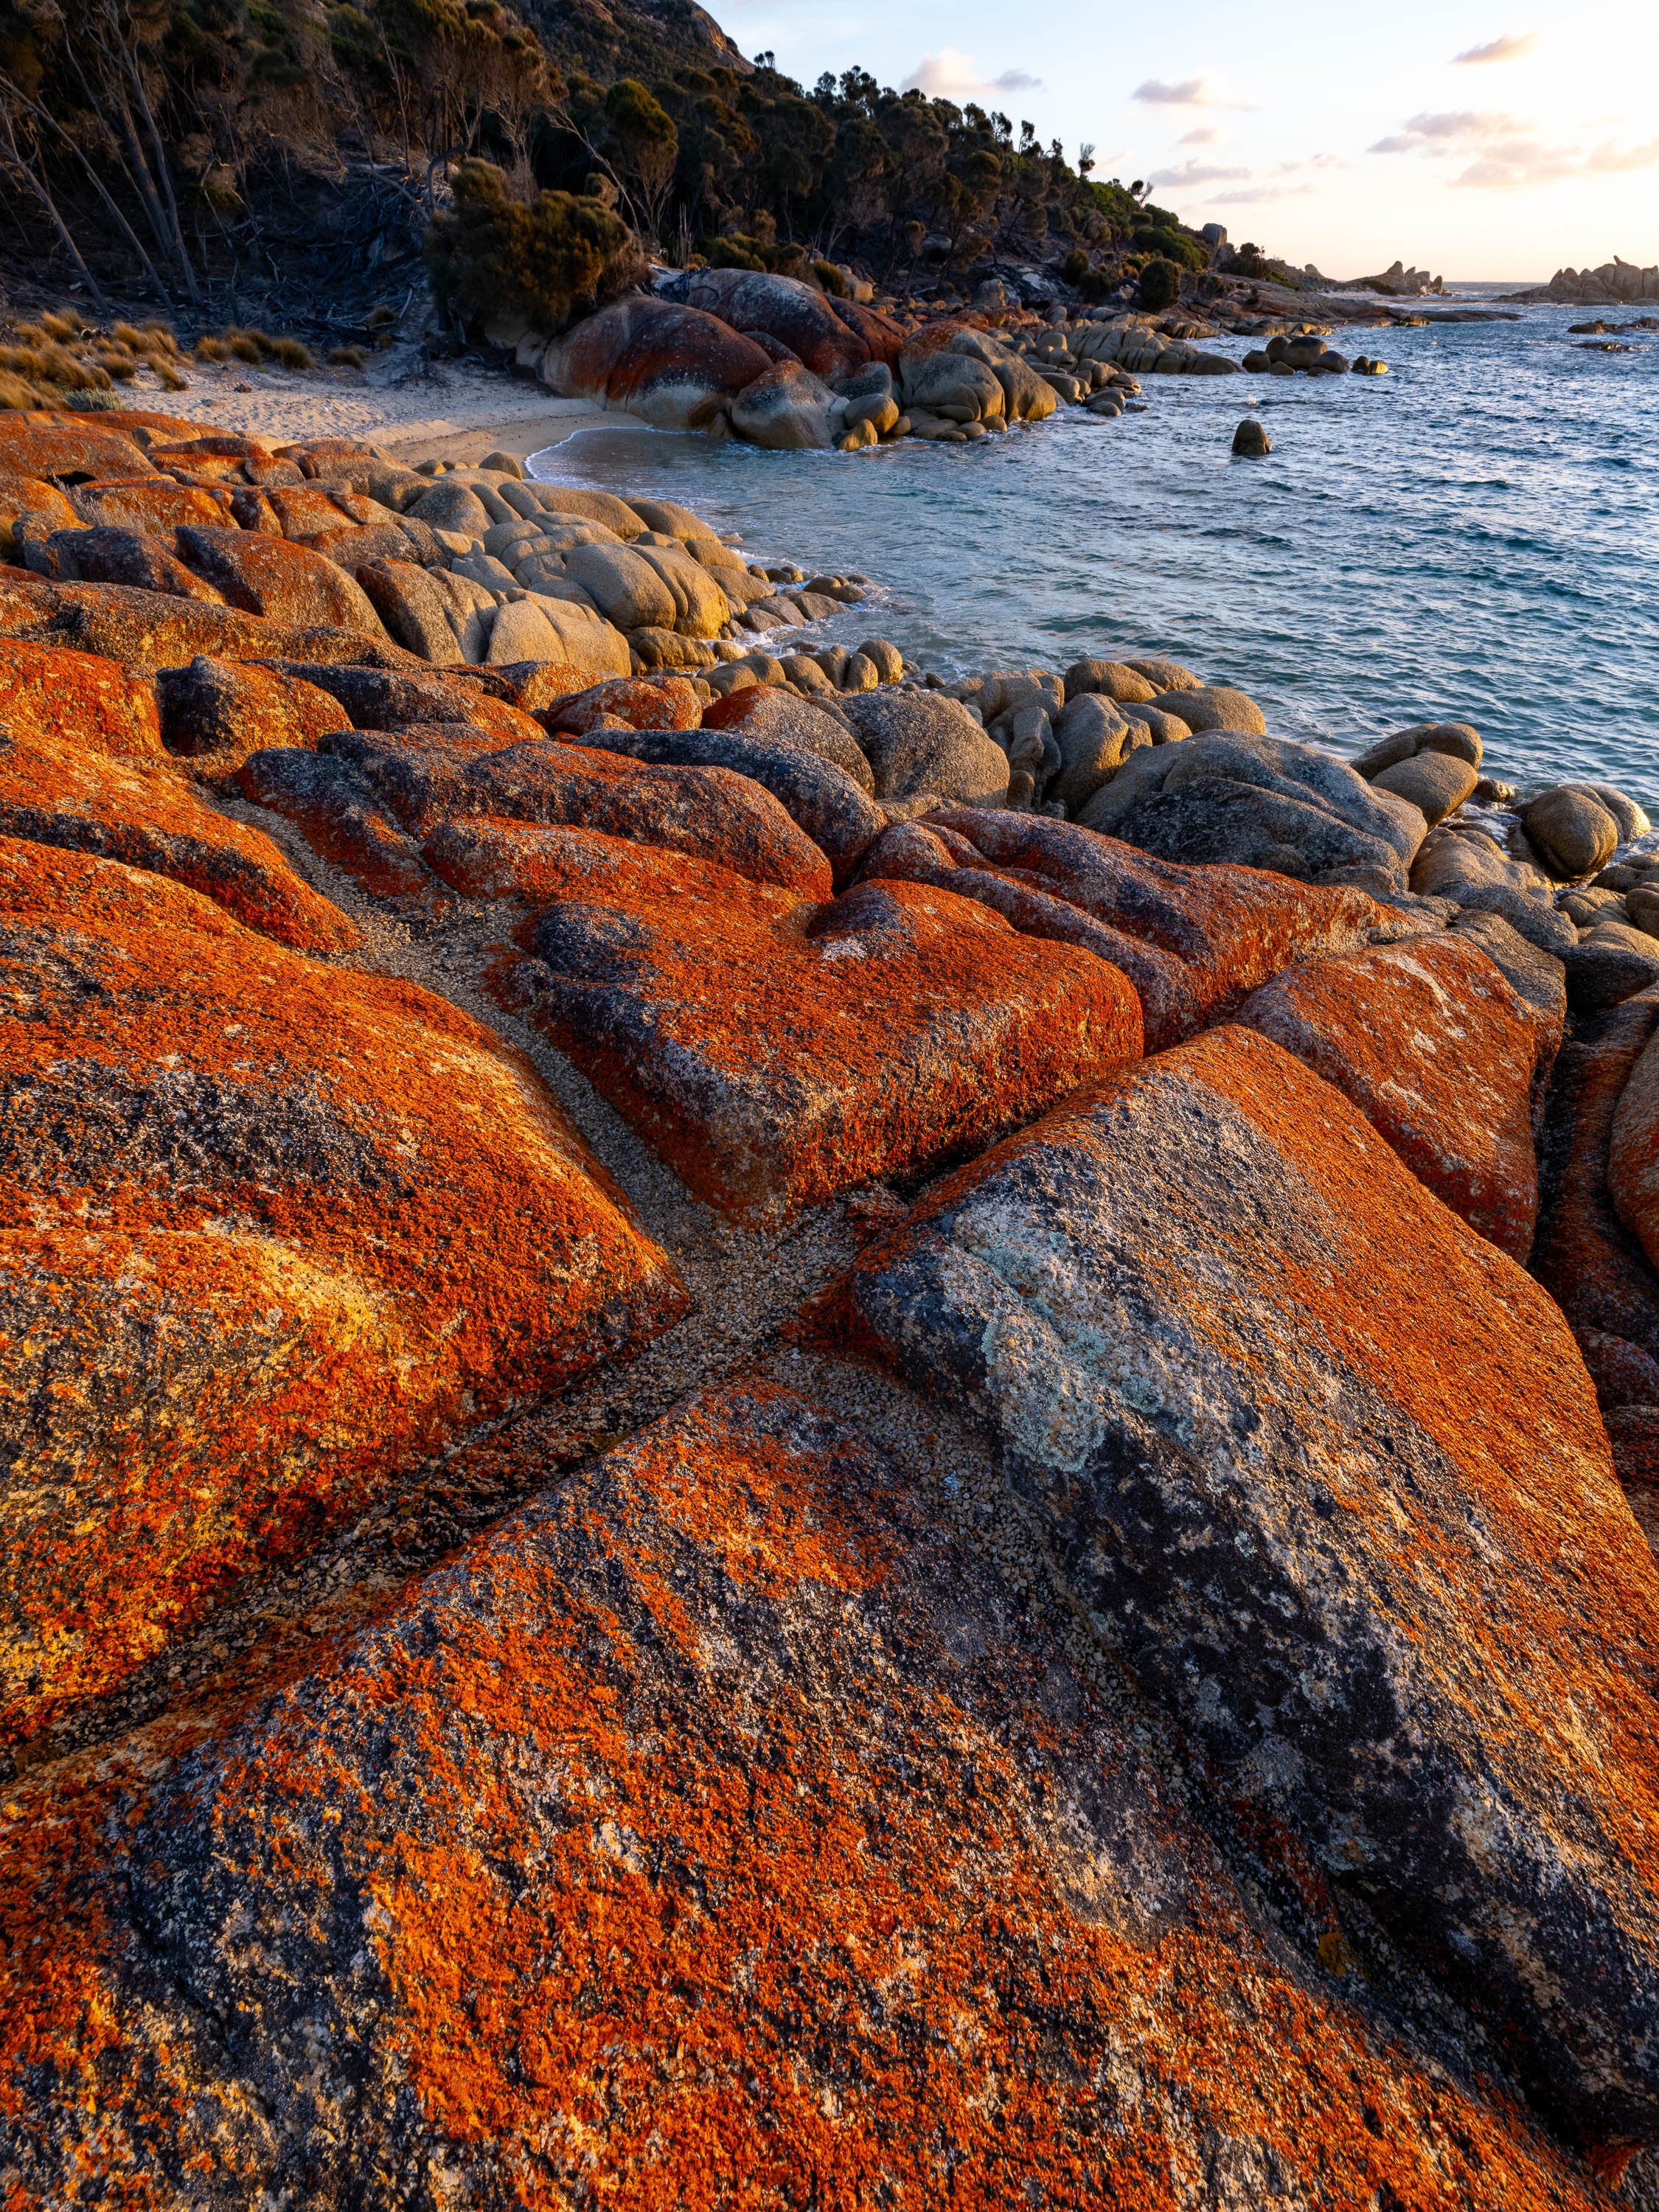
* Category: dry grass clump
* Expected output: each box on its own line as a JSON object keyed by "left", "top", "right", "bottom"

{"left": 327, "top": 343, "right": 366, "bottom": 369}
{"left": 195, "top": 326, "right": 316, "bottom": 371}
{"left": 0, "top": 307, "right": 190, "bottom": 408}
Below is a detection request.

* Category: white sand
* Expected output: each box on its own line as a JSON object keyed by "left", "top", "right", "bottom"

{"left": 119, "top": 350, "right": 613, "bottom": 466}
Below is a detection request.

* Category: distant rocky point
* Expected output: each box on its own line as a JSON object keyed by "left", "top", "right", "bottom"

{"left": 1503, "top": 258, "right": 1659, "bottom": 305}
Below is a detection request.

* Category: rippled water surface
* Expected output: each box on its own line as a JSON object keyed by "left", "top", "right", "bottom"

{"left": 529, "top": 304, "right": 1659, "bottom": 801}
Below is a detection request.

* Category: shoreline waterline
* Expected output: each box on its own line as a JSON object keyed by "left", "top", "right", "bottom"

{"left": 528, "top": 304, "right": 1659, "bottom": 804}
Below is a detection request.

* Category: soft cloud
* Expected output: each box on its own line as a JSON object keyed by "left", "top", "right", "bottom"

{"left": 1369, "top": 108, "right": 1659, "bottom": 187}
{"left": 1151, "top": 153, "right": 1341, "bottom": 204}
{"left": 902, "top": 49, "right": 1041, "bottom": 98}
{"left": 1147, "top": 159, "right": 1251, "bottom": 188}
{"left": 1131, "top": 76, "right": 1248, "bottom": 109}
{"left": 1453, "top": 31, "right": 1540, "bottom": 63}
{"left": 1179, "top": 125, "right": 1221, "bottom": 146}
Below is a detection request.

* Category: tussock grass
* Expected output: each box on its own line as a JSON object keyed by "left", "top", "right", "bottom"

{"left": 328, "top": 344, "right": 366, "bottom": 369}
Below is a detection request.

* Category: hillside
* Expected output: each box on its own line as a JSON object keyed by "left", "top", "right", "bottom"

{"left": 0, "top": 0, "right": 1234, "bottom": 349}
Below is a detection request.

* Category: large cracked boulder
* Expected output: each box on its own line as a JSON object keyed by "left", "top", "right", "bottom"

{"left": 820, "top": 1023, "right": 1659, "bottom": 2149}
{"left": 0, "top": 571, "right": 419, "bottom": 671}
{"left": 255, "top": 724, "right": 835, "bottom": 897}
{"left": 0, "top": 839, "right": 686, "bottom": 1747}
{"left": 659, "top": 265, "right": 873, "bottom": 380}
{"left": 175, "top": 524, "right": 389, "bottom": 634}
{"left": 7, "top": 1380, "right": 1623, "bottom": 2208}
{"left": 900, "top": 320, "right": 1059, "bottom": 422}
{"left": 542, "top": 295, "right": 775, "bottom": 431}
{"left": 1230, "top": 931, "right": 1562, "bottom": 1257}
{"left": 1079, "top": 731, "right": 1425, "bottom": 892}
{"left": 510, "top": 832, "right": 1142, "bottom": 1221}
{"left": 574, "top": 724, "right": 888, "bottom": 883}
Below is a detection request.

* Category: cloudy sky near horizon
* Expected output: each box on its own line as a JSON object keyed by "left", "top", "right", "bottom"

{"left": 721, "top": 0, "right": 1658, "bottom": 279}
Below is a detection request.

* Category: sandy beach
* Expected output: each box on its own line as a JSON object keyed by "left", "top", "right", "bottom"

{"left": 126, "top": 348, "right": 613, "bottom": 466}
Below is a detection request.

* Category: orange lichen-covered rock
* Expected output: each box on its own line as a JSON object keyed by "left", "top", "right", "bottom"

{"left": 316, "top": 724, "right": 835, "bottom": 895}
{"left": 0, "top": 471, "right": 78, "bottom": 552}
{"left": 0, "top": 420, "right": 156, "bottom": 479}
{"left": 175, "top": 524, "right": 388, "bottom": 634}
{"left": 0, "top": 840, "right": 686, "bottom": 1746}
{"left": 1230, "top": 932, "right": 1560, "bottom": 1258}
{"left": 0, "top": 723, "right": 357, "bottom": 948}
{"left": 862, "top": 807, "right": 1428, "bottom": 1048}
{"left": 154, "top": 655, "right": 347, "bottom": 769}
{"left": 540, "top": 672, "right": 702, "bottom": 735}
{"left": 3, "top": 1382, "right": 1632, "bottom": 2208}
{"left": 514, "top": 832, "right": 1141, "bottom": 1221}
{"left": 821, "top": 1023, "right": 1659, "bottom": 2148}
{"left": 0, "top": 572, "right": 420, "bottom": 669}
{"left": 0, "top": 639, "right": 163, "bottom": 758}
{"left": 1533, "top": 990, "right": 1659, "bottom": 1413}
{"left": 543, "top": 295, "right": 777, "bottom": 431}
{"left": 69, "top": 478, "right": 240, "bottom": 532}
{"left": 257, "top": 659, "right": 546, "bottom": 744}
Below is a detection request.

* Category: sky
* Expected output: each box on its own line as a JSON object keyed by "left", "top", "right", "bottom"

{"left": 718, "top": 0, "right": 1659, "bottom": 280}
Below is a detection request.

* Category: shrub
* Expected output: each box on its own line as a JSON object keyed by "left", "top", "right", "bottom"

{"left": 1134, "top": 225, "right": 1207, "bottom": 273}
{"left": 811, "top": 257, "right": 849, "bottom": 296}
{"left": 1138, "top": 257, "right": 1182, "bottom": 312}
{"left": 426, "top": 159, "right": 646, "bottom": 335}
{"left": 1060, "top": 247, "right": 1088, "bottom": 285}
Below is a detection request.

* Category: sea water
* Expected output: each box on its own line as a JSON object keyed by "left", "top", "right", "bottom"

{"left": 529, "top": 302, "right": 1659, "bottom": 804}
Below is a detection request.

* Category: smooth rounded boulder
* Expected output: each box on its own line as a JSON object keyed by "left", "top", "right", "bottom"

{"left": 542, "top": 296, "right": 775, "bottom": 432}
{"left": 1371, "top": 748, "right": 1481, "bottom": 824}
{"left": 838, "top": 688, "right": 1011, "bottom": 807}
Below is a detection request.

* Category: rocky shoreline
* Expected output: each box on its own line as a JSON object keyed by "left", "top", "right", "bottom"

{"left": 6, "top": 402, "right": 1659, "bottom": 2206}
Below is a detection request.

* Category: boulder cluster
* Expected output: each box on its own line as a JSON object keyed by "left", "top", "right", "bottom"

{"left": 7, "top": 403, "right": 1659, "bottom": 2208}
{"left": 501, "top": 265, "right": 1335, "bottom": 448}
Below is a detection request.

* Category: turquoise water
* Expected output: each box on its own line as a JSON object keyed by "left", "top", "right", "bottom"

{"left": 528, "top": 303, "right": 1659, "bottom": 804}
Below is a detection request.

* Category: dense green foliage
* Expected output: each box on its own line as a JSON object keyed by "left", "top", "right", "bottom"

{"left": 1138, "top": 257, "right": 1182, "bottom": 313}
{"left": 425, "top": 157, "right": 644, "bottom": 329}
{"left": 0, "top": 0, "right": 1218, "bottom": 318}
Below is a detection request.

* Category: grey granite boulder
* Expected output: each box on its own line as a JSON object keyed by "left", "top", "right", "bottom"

{"left": 1409, "top": 823, "right": 1575, "bottom": 952}
{"left": 824, "top": 1023, "right": 1659, "bottom": 2149}
{"left": 838, "top": 689, "right": 1011, "bottom": 807}
{"left": 1371, "top": 749, "right": 1480, "bottom": 824}
{"left": 1078, "top": 731, "right": 1423, "bottom": 893}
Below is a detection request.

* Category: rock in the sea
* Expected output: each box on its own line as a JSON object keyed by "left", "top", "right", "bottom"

{"left": 1232, "top": 417, "right": 1271, "bottom": 455}
{"left": 1353, "top": 723, "right": 1483, "bottom": 776}
{"left": 1230, "top": 931, "right": 1561, "bottom": 1256}
{"left": 1147, "top": 683, "right": 1267, "bottom": 735}
{"left": 1409, "top": 822, "right": 1575, "bottom": 952}
{"left": 728, "top": 357, "right": 846, "bottom": 449}
{"left": 0, "top": 838, "right": 685, "bottom": 1745}
{"left": 1370, "top": 748, "right": 1480, "bottom": 824}
{"left": 1078, "top": 730, "right": 1424, "bottom": 892}
{"left": 821, "top": 1022, "right": 1659, "bottom": 2147}
{"left": 838, "top": 688, "right": 1011, "bottom": 807}
{"left": 512, "top": 833, "right": 1141, "bottom": 1221}
{"left": 1062, "top": 657, "right": 1160, "bottom": 704}
{"left": 8, "top": 1379, "right": 1615, "bottom": 2207}
{"left": 1523, "top": 785, "right": 1622, "bottom": 880}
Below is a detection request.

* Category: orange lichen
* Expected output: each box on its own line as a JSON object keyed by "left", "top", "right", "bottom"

{"left": 2, "top": 1383, "right": 1621, "bottom": 2207}
{"left": 1231, "top": 932, "right": 1559, "bottom": 1256}
{"left": 0, "top": 838, "right": 686, "bottom": 1744}
{"left": 0, "top": 639, "right": 164, "bottom": 757}
{"left": 512, "top": 831, "right": 1142, "bottom": 1220}
{"left": 0, "top": 723, "right": 360, "bottom": 947}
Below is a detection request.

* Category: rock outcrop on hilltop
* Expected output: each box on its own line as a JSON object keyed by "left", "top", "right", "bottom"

{"left": 8, "top": 404, "right": 1659, "bottom": 2207}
